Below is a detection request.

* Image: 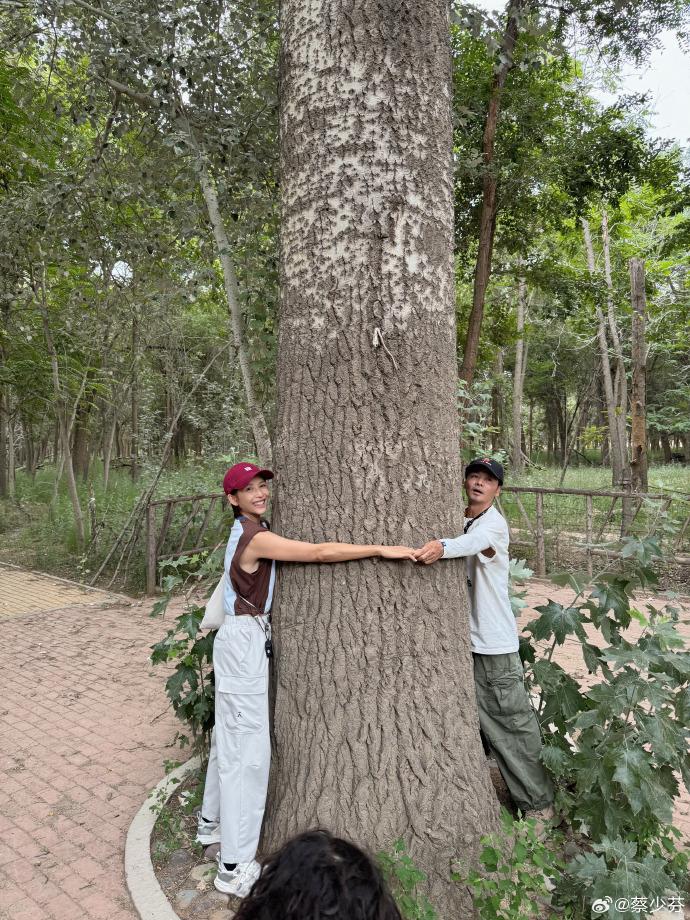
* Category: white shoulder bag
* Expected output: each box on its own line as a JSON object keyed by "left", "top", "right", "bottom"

{"left": 199, "top": 574, "right": 226, "bottom": 630}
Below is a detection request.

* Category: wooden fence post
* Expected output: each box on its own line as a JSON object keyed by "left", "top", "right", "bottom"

{"left": 535, "top": 490, "right": 546, "bottom": 577}
{"left": 585, "top": 494, "right": 593, "bottom": 577}
{"left": 146, "top": 502, "right": 157, "bottom": 594}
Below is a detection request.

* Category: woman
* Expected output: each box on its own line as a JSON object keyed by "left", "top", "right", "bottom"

{"left": 233, "top": 829, "right": 403, "bottom": 920}
{"left": 211, "top": 462, "right": 415, "bottom": 898}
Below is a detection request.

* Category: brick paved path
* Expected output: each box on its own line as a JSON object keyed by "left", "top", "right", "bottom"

{"left": 0, "top": 569, "right": 688, "bottom": 920}
{"left": 0, "top": 572, "right": 178, "bottom": 920}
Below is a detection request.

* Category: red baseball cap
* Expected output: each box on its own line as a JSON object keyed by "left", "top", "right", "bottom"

{"left": 223, "top": 462, "right": 274, "bottom": 494}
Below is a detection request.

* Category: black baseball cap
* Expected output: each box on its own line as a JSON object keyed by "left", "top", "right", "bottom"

{"left": 465, "top": 457, "right": 504, "bottom": 485}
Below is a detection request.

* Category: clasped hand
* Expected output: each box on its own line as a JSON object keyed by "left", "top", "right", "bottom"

{"left": 412, "top": 540, "right": 444, "bottom": 565}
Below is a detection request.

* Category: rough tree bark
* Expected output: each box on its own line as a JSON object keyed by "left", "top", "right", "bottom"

{"left": 459, "top": 0, "right": 526, "bottom": 386}
{"left": 629, "top": 258, "right": 648, "bottom": 492}
{"left": 511, "top": 275, "right": 527, "bottom": 474}
{"left": 265, "top": 2, "right": 499, "bottom": 913}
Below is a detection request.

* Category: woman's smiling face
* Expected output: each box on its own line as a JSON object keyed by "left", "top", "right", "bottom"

{"left": 229, "top": 475, "right": 270, "bottom": 520}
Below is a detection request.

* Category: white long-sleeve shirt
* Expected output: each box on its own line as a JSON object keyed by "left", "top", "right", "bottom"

{"left": 440, "top": 504, "right": 518, "bottom": 655}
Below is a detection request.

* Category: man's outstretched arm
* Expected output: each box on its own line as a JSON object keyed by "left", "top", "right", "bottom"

{"left": 414, "top": 530, "right": 496, "bottom": 565}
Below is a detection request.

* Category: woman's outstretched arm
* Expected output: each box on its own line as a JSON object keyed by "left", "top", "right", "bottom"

{"left": 241, "top": 530, "right": 416, "bottom": 570}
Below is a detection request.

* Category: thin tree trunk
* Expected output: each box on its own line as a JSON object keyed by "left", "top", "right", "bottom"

{"left": 104, "top": 76, "right": 273, "bottom": 467}
{"left": 0, "top": 312, "right": 7, "bottom": 495}
{"left": 103, "top": 405, "right": 118, "bottom": 491}
{"left": 131, "top": 314, "right": 140, "bottom": 481}
{"left": 582, "top": 218, "right": 624, "bottom": 487}
{"left": 268, "top": 3, "right": 498, "bottom": 913}
{"left": 0, "top": 388, "right": 7, "bottom": 498}
{"left": 195, "top": 153, "right": 273, "bottom": 467}
{"left": 629, "top": 258, "right": 648, "bottom": 492}
{"left": 491, "top": 350, "right": 504, "bottom": 452}
{"left": 528, "top": 398, "right": 534, "bottom": 458}
{"left": 7, "top": 410, "right": 15, "bottom": 498}
{"left": 511, "top": 275, "right": 527, "bottom": 474}
{"left": 71, "top": 399, "right": 91, "bottom": 482}
{"left": 34, "top": 260, "right": 86, "bottom": 548}
{"left": 601, "top": 211, "right": 629, "bottom": 483}
{"left": 91, "top": 343, "right": 231, "bottom": 586}
{"left": 558, "top": 393, "right": 567, "bottom": 464}
{"left": 558, "top": 384, "right": 593, "bottom": 486}
{"left": 459, "top": 0, "right": 526, "bottom": 385}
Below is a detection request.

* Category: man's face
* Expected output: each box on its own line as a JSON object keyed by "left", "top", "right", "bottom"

{"left": 464, "top": 469, "right": 501, "bottom": 504}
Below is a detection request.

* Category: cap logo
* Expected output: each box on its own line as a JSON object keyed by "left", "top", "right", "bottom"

{"left": 244, "top": 466, "right": 252, "bottom": 471}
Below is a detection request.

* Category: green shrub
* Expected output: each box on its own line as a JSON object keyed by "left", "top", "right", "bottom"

{"left": 378, "top": 839, "right": 438, "bottom": 920}
{"left": 149, "top": 547, "right": 224, "bottom": 757}
{"left": 453, "top": 809, "right": 565, "bottom": 920}
{"left": 518, "top": 532, "right": 690, "bottom": 918}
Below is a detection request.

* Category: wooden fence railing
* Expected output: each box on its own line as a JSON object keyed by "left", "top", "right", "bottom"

{"left": 498, "top": 485, "right": 690, "bottom": 578}
{"left": 144, "top": 485, "right": 690, "bottom": 592}
{"left": 145, "top": 491, "right": 226, "bottom": 593}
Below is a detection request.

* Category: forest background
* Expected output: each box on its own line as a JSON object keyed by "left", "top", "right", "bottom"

{"left": 0, "top": 0, "right": 689, "bottom": 591}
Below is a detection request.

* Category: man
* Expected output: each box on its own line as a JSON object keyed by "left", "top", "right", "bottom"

{"left": 415, "top": 457, "right": 554, "bottom": 822}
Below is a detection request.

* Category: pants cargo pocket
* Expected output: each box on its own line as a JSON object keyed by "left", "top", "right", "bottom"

{"left": 216, "top": 675, "right": 266, "bottom": 734}
{"left": 487, "top": 673, "right": 529, "bottom": 718}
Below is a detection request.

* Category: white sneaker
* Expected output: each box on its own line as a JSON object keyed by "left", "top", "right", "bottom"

{"left": 195, "top": 812, "right": 221, "bottom": 845}
{"left": 220, "top": 859, "right": 261, "bottom": 898}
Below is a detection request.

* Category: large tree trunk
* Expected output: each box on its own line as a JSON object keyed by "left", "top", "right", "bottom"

{"left": 459, "top": 0, "right": 526, "bottom": 386}
{"left": 511, "top": 275, "right": 527, "bottom": 474}
{"left": 629, "top": 258, "right": 648, "bottom": 493}
{"left": 267, "top": 2, "right": 499, "bottom": 913}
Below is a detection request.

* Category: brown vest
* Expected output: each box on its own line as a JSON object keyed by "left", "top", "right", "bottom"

{"left": 230, "top": 518, "right": 272, "bottom": 616}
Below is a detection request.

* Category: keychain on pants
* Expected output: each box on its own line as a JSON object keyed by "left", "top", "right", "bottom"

{"left": 254, "top": 615, "right": 273, "bottom": 659}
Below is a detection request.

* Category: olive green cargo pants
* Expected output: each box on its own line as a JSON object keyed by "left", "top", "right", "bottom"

{"left": 473, "top": 652, "right": 554, "bottom": 812}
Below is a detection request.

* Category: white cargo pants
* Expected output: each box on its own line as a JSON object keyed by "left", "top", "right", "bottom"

{"left": 213, "top": 613, "right": 270, "bottom": 865}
